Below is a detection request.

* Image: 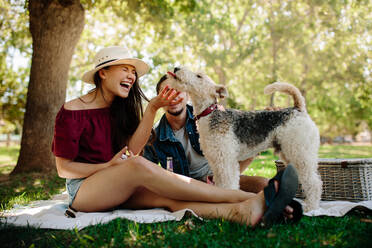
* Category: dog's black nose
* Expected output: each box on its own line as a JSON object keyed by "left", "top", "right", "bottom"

{"left": 174, "top": 67, "right": 180, "bottom": 73}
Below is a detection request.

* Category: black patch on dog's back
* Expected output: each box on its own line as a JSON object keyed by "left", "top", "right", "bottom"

{"left": 224, "top": 108, "right": 295, "bottom": 146}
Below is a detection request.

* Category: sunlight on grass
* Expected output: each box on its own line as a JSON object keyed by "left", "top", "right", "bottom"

{"left": 33, "top": 179, "right": 41, "bottom": 186}
{"left": 242, "top": 150, "right": 278, "bottom": 178}
{"left": 0, "top": 145, "right": 20, "bottom": 166}
{"left": 6, "top": 192, "right": 30, "bottom": 208}
{"left": 0, "top": 165, "right": 13, "bottom": 175}
{"left": 15, "top": 186, "right": 25, "bottom": 193}
{"left": 319, "top": 145, "right": 372, "bottom": 158}
{"left": 0, "top": 155, "right": 12, "bottom": 165}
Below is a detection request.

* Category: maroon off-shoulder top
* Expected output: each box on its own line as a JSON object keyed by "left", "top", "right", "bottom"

{"left": 52, "top": 105, "right": 114, "bottom": 163}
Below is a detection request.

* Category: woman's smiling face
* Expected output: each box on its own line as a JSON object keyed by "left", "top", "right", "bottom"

{"left": 99, "top": 64, "right": 137, "bottom": 100}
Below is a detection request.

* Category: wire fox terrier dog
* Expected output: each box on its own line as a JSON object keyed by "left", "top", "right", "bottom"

{"left": 166, "top": 67, "right": 322, "bottom": 211}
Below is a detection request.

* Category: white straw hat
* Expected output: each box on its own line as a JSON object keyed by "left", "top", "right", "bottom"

{"left": 82, "top": 46, "right": 150, "bottom": 84}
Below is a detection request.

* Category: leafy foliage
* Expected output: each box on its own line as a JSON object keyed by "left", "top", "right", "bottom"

{"left": 0, "top": 0, "right": 31, "bottom": 132}
{"left": 1, "top": 0, "right": 371, "bottom": 139}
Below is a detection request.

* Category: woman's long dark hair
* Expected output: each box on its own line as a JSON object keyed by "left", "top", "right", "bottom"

{"left": 93, "top": 67, "right": 150, "bottom": 153}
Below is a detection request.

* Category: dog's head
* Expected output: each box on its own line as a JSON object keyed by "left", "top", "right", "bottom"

{"left": 166, "top": 67, "right": 228, "bottom": 101}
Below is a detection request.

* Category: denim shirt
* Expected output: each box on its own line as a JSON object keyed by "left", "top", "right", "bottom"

{"left": 143, "top": 105, "right": 203, "bottom": 177}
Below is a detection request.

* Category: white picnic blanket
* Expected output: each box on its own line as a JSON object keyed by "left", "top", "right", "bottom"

{"left": 1, "top": 193, "right": 371, "bottom": 230}
{"left": 1, "top": 192, "right": 198, "bottom": 230}
{"left": 301, "top": 199, "right": 372, "bottom": 217}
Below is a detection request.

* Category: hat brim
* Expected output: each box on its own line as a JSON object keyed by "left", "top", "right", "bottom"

{"left": 82, "top": 58, "right": 150, "bottom": 84}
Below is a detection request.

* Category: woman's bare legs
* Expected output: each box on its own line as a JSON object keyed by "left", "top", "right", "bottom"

{"left": 122, "top": 186, "right": 266, "bottom": 226}
{"left": 72, "top": 156, "right": 256, "bottom": 212}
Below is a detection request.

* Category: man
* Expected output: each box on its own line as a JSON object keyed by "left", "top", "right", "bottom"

{"left": 143, "top": 75, "right": 268, "bottom": 193}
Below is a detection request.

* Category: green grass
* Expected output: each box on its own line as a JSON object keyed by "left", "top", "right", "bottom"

{"left": 0, "top": 145, "right": 20, "bottom": 175}
{"left": 0, "top": 146, "right": 65, "bottom": 211}
{"left": 244, "top": 144, "right": 372, "bottom": 178}
{"left": 1, "top": 214, "right": 372, "bottom": 247}
{"left": 0, "top": 172, "right": 65, "bottom": 210}
{"left": 1, "top": 145, "right": 372, "bottom": 247}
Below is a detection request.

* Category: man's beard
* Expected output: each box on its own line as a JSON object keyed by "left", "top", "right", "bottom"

{"left": 167, "top": 107, "right": 184, "bottom": 116}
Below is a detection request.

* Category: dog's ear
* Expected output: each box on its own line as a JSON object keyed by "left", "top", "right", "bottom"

{"left": 215, "top": 85, "right": 228, "bottom": 99}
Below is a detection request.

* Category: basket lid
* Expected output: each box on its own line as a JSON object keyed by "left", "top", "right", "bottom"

{"left": 317, "top": 158, "right": 372, "bottom": 165}
{"left": 275, "top": 158, "right": 372, "bottom": 166}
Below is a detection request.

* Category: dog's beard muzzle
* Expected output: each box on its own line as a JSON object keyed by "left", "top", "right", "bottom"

{"left": 167, "top": 71, "right": 184, "bottom": 90}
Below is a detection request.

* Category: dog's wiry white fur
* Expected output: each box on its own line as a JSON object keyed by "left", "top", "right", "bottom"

{"left": 166, "top": 68, "right": 322, "bottom": 211}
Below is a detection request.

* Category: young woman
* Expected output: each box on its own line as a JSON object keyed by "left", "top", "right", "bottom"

{"left": 52, "top": 46, "right": 299, "bottom": 226}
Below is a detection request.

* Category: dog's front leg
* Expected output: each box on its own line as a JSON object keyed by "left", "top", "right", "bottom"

{"left": 206, "top": 153, "right": 241, "bottom": 190}
{"left": 199, "top": 129, "right": 241, "bottom": 189}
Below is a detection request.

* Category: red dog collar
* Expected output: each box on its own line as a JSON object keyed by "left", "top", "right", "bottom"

{"left": 195, "top": 104, "right": 218, "bottom": 121}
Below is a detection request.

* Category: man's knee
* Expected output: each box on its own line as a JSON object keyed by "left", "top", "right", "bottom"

{"left": 239, "top": 175, "right": 268, "bottom": 193}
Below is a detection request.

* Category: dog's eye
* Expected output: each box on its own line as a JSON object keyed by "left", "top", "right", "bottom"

{"left": 197, "top": 74, "right": 202, "bottom": 78}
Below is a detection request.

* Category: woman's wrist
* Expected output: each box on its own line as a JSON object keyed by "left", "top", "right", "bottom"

{"left": 147, "top": 101, "right": 159, "bottom": 113}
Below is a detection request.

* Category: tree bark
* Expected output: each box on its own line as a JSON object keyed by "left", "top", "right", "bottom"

{"left": 12, "top": 0, "right": 84, "bottom": 174}
{"left": 6, "top": 133, "right": 11, "bottom": 147}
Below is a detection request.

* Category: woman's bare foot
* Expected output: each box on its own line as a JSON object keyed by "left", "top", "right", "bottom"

{"left": 234, "top": 180, "right": 295, "bottom": 226}
{"left": 231, "top": 192, "right": 266, "bottom": 226}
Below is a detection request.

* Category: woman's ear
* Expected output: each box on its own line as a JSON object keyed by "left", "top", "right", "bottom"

{"left": 98, "top": 69, "right": 107, "bottom": 80}
{"left": 215, "top": 85, "right": 228, "bottom": 99}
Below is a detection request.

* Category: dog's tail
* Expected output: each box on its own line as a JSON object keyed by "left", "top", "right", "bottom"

{"left": 264, "top": 82, "right": 306, "bottom": 112}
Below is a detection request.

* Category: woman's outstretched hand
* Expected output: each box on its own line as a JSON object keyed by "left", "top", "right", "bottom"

{"left": 149, "top": 85, "right": 183, "bottom": 111}
{"left": 109, "top": 146, "right": 134, "bottom": 166}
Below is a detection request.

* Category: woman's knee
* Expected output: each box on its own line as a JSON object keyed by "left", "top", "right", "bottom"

{"left": 121, "top": 156, "right": 157, "bottom": 179}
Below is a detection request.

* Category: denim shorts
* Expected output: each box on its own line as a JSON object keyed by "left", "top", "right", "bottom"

{"left": 66, "top": 178, "right": 85, "bottom": 206}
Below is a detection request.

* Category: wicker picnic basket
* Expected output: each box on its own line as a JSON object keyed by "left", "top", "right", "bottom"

{"left": 275, "top": 158, "right": 372, "bottom": 202}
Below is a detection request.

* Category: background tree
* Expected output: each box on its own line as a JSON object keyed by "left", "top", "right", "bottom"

{"left": 170, "top": 0, "right": 371, "bottom": 137}
{"left": 2, "top": 0, "right": 370, "bottom": 175}
{"left": 11, "top": 0, "right": 196, "bottom": 174}
{"left": 12, "top": 0, "right": 85, "bottom": 174}
{"left": 0, "top": 0, "right": 30, "bottom": 139}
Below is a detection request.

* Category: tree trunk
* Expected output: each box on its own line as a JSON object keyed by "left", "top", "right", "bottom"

{"left": 6, "top": 133, "right": 11, "bottom": 147}
{"left": 12, "top": 0, "right": 84, "bottom": 174}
